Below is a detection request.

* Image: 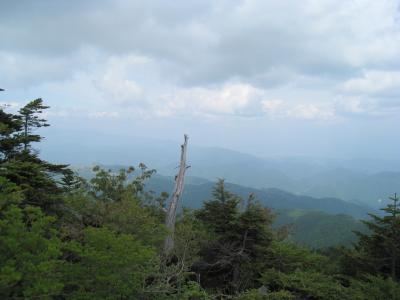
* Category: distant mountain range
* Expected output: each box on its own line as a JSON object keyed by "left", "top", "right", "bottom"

{"left": 144, "top": 174, "right": 371, "bottom": 219}
{"left": 72, "top": 165, "right": 371, "bottom": 218}
{"left": 46, "top": 136, "right": 400, "bottom": 208}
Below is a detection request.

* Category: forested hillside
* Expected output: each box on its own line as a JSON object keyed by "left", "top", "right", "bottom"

{"left": 1, "top": 100, "right": 400, "bottom": 299}
{"left": 273, "top": 210, "right": 367, "bottom": 249}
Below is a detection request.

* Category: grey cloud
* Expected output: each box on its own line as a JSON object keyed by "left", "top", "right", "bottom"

{"left": 2, "top": 0, "right": 400, "bottom": 124}
{"left": 3, "top": 0, "right": 400, "bottom": 90}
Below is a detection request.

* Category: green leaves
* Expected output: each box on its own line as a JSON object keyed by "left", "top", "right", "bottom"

{"left": 63, "top": 227, "right": 156, "bottom": 299}
{"left": 0, "top": 202, "right": 63, "bottom": 299}
{"left": 260, "top": 269, "right": 354, "bottom": 300}
{"left": 88, "top": 164, "right": 156, "bottom": 203}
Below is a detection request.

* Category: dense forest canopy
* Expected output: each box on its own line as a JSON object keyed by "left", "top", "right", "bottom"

{"left": 1, "top": 100, "right": 400, "bottom": 299}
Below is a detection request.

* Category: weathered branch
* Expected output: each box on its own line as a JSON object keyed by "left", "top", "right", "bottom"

{"left": 164, "top": 134, "right": 189, "bottom": 254}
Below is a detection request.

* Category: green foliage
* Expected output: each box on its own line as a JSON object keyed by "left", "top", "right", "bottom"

{"left": 18, "top": 98, "right": 49, "bottom": 151}
{"left": 236, "top": 289, "right": 294, "bottom": 300}
{"left": 350, "top": 194, "right": 400, "bottom": 280}
{"left": 88, "top": 164, "right": 155, "bottom": 202}
{"left": 176, "top": 282, "right": 211, "bottom": 300}
{"left": 0, "top": 180, "right": 63, "bottom": 299}
{"left": 174, "top": 209, "right": 210, "bottom": 269}
{"left": 0, "top": 108, "right": 22, "bottom": 160}
{"left": 265, "top": 241, "right": 330, "bottom": 273}
{"left": 260, "top": 269, "right": 355, "bottom": 300}
{"left": 349, "top": 275, "right": 400, "bottom": 300}
{"left": 63, "top": 227, "right": 156, "bottom": 299}
{"left": 194, "top": 180, "right": 275, "bottom": 295}
{"left": 0, "top": 100, "right": 71, "bottom": 211}
{"left": 196, "top": 179, "right": 241, "bottom": 235}
{"left": 62, "top": 165, "right": 166, "bottom": 246}
{"left": 0, "top": 176, "right": 22, "bottom": 209}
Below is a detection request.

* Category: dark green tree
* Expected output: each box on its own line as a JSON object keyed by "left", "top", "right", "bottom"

{"left": 18, "top": 99, "right": 49, "bottom": 151}
{"left": 0, "top": 100, "right": 71, "bottom": 212}
{"left": 194, "top": 180, "right": 274, "bottom": 295}
{"left": 350, "top": 193, "right": 400, "bottom": 281}
{"left": 0, "top": 106, "right": 22, "bottom": 161}
{"left": 195, "top": 179, "right": 240, "bottom": 235}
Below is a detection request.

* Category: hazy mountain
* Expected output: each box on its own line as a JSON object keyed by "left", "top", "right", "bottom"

{"left": 58, "top": 137, "right": 400, "bottom": 208}
{"left": 143, "top": 175, "right": 371, "bottom": 219}
{"left": 300, "top": 169, "right": 400, "bottom": 208}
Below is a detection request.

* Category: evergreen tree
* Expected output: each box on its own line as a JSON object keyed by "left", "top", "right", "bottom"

{"left": 350, "top": 193, "right": 400, "bottom": 280}
{"left": 194, "top": 180, "right": 274, "bottom": 295}
{"left": 0, "top": 107, "right": 22, "bottom": 161}
{"left": 18, "top": 99, "right": 49, "bottom": 151}
{"left": 195, "top": 179, "right": 240, "bottom": 236}
{"left": 0, "top": 100, "right": 71, "bottom": 212}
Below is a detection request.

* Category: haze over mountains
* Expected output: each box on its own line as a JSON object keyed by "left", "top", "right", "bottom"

{"left": 46, "top": 136, "right": 400, "bottom": 210}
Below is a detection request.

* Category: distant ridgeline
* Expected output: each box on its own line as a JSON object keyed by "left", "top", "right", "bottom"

{"left": 57, "top": 142, "right": 400, "bottom": 210}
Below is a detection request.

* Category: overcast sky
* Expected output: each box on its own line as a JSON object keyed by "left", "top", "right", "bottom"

{"left": 1, "top": 0, "right": 400, "bottom": 161}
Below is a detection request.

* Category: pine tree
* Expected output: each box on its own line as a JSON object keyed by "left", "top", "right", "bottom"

{"left": 194, "top": 180, "right": 274, "bottom": 295}
{"left": 195, "top": 179, "right": 240, "bottom": 236}
{"left": 0, "top": 99, "right": 71, "bottom": 212}
{"left": 18, "top": 99, "right": 49, "bottom": 151}
{"left": 353, "top": 193, "right": 400, "bottom": 280}
{"left": 0, "top": 106, "right": 22, "bottom": 161}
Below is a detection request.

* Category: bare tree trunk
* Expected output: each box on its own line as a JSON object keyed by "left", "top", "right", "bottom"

{"left": 164, "top": 134, "right": 189, "bottom": 254}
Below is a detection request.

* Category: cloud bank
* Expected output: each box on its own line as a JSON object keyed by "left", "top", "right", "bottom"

{"left": 2, "top": 0, "right": 400, "bottom": 121}
{"left": 1, "top": 0, "right": 400, "bottom": 159}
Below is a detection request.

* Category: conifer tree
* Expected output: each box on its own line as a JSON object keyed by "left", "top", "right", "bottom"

{"left": 353, "top": 193, "right": 400, "bottom": 280}
{"left": 18, "top": 99, "right": 49, "bottom": 151}
{"left": 194, "top": 180, "right": 274, "bottom": 295}
{"left": 0, "top": 99, "right": 71, "bottom": 212}
{"left": 0, "top": 106, "right": 22, "bottom": 161}
{"left": 196, "top": 179, "right": 240, "bottom": 236}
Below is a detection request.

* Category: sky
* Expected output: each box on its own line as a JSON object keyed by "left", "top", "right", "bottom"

{"left": 1, "top": 0, "right": 400, "bottom": 161}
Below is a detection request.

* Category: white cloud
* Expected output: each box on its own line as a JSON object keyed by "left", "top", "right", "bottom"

{"left": 2, "top": 0, "right": 400, "bottom": 123}
{"left": 88, "top": 111, "right": 120, "bottom": 119}
{"left": 262, "top": 99, "right": 335, "bottom": 120}
{"left": 168, "top": 84, "right": 262, "bottom": 115}
{"left": 158, "top": 83, "right": 264, "bottom": 117}
{"left": 342, "top": 70, "right": 400, "bottom": 95}
{"left": 92, "top": 55, "right": 151, "bottom": 105}
{"left": 287, "top": 103, "right": 335, "bottom": 120}
{"left": 334, "top": 96, "right": 367, "bottom": 114}
{"left": 262, "top": 99, "right": 284, "bottom": 115}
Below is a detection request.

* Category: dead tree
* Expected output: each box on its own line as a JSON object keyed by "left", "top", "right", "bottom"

{"left": 164, "top": 134, "right": 189, "bottom": 254}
